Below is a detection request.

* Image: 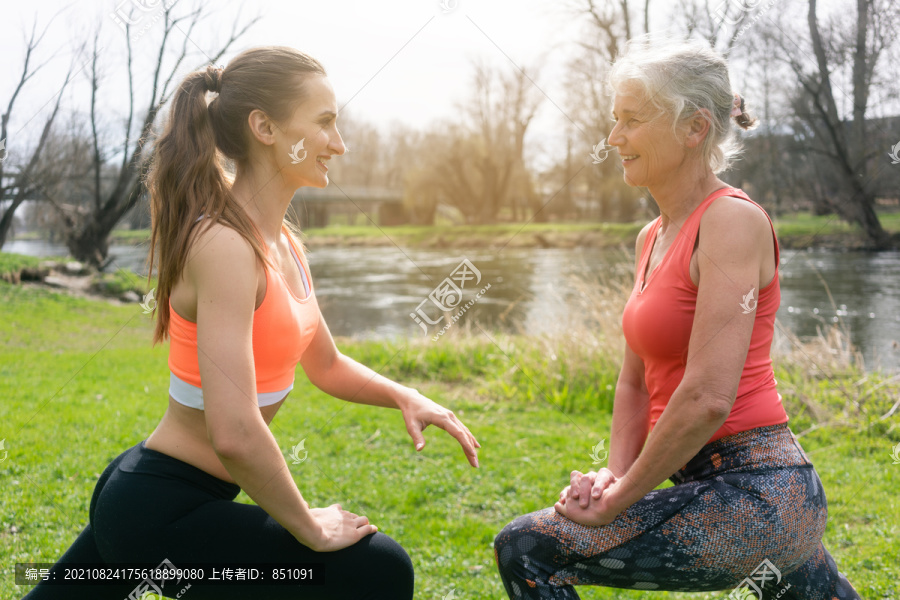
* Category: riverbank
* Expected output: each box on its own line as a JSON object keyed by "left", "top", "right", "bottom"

{"left": 4, "top": 243, "right": 900, "bottom": 375}
{"left": 297, "top": 213, "right": 900, "bottom": 250}
{"left": 0, "top": 253, "right": 153, "bottom": 304}
{"left": 12, "top": 212, "right": 895, "bottom": 251}
{"left": 0, "top": 282, "right": 897, "bottom": 598}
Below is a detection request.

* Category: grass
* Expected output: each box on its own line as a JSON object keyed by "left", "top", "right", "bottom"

{"left": 0, "top": 253, "right": 42, "bottom": 281}
{"left": 0, "top": 252, "right": 155, "bottom": 300}
{"left": 771, "top": 211, "right": 900, "bottom": 249}
{"left": 100, "top": 211, "right": 900, "bottom": 250}
{"left": 91, "top": 268, "right": 157, "bottom": 298}
{"left": 1, "top": 277, "right": 898, "bottom": 599}
{"left": 772, "top": 211, "right": 900, "bottom": 235}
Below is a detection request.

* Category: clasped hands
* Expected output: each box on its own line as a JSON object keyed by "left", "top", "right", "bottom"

{"left": 554, "top": 468, "right": 624, "bottom": 527}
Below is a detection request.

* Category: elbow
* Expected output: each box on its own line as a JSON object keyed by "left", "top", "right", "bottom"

{"left": 209, "top": 434, "right": 243, "bottom": 462}
{"left": 207, "top": 420, "right": 256, "bottom": 461}
{"left": 679, "top": 376, "right": 735, "bottom": 425}
{"left": 305, "top": 351, "right": 343, "bottom": 391}
{"left": 697, "top": 392, "right": 735, "bottom": 425}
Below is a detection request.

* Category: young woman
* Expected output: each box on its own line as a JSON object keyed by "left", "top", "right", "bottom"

{"left": 23, "top": 46, "right": 479, "bottom": 600}
{"left": 494, "top": 39, "right": 860, "bottom": 600}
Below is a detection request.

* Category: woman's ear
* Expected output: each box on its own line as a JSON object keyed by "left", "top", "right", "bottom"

{"left": 684, "top": 108, "right": 711, "bottom": 149}
{"left": 246, "top": 109, "right": 277, "bottom": 146}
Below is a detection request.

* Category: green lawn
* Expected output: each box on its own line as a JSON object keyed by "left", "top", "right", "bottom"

{"left": 1, "top": 282, "right": 898, "bottom": 599}
{"left": 101, "top": 210, "right": 900, "bottom": 250}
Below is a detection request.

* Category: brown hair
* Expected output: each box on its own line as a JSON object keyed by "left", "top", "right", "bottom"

{"left": 146, "top": 46, "right": 326, "bottom": 343}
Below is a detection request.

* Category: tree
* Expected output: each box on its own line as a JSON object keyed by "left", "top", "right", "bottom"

{"left": 672, "top": 0, "right": 757, "bottom": 55}
{"left": 407, "top": 61, "right": 542, "bottom": 224}
{"left": 50, "top": 4, "right": 258, "bottom": 267}
{"left": 0, "top": 16, "right": 78, "bottom": 248}
{"left": 777, "top": 0, "right": 898, "bottom": 248}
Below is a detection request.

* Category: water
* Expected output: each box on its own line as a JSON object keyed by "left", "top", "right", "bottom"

{"left": 7, "top": 240, "right": 900, "bottom": 372}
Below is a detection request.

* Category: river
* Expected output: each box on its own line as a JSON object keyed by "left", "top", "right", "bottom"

{"left": 7, "top": 240, "right": 900, "bottom": 372}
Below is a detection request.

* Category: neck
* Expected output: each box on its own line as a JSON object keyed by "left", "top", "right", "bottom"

{"left": 231, "top": 162, "right": 297, "bottom": 242}
{"left": 649, "top": 162, "right": 725, "bottom": 228}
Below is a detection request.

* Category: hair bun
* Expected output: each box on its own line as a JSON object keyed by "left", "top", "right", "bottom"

{"left": 733, "top": 95, "right": 758, "bottom": 130}
{"left": 204, "top": 65, "right": 224, "bottom": 94}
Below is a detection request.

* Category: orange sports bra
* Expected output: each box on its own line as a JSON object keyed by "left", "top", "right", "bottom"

{"left": 621, "top": 187, "right": 788, "bottom": 442}
{"left": 167, "top": 226, "right": 320, "bottom": 410}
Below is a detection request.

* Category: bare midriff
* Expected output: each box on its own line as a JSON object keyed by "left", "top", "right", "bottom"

{"left": 145, "top": 395, "right": 286, "bottom": 483}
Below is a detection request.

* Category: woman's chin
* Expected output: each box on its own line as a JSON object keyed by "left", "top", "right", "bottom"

{"left": 294, "top": 173, "right": 329, "bottom": 189}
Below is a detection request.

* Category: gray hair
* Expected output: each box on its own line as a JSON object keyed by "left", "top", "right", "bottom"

{"left": 608, "top": 37, "right": 757, "bottom": 173}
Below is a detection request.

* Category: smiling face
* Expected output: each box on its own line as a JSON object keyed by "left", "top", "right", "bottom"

{"left": 608, "top": 83, "right": 690, "bottom": 189}
{"left": 275, "top": 74, "right": 345, "bottom": 188}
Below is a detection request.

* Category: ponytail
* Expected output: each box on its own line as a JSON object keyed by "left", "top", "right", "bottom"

{"left": 146, "top": 47, "right": 326, "bottom": 344}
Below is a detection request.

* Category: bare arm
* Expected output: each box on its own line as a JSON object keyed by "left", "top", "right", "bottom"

{"left": 608, "top": 223, "right": 654, "bottom": 477}
{"left": 190, "top": 225, "right": 375, "bottom": 551}
{"left": 300, "top": 312, "right": 480, "bottom": 467}
{"left": 564, "top": 225, "right": 650, "bottom": 509}
{"left": 559, "top": 198, "right": 773, "bottom": 525}
{"left": 608, "top": 344, "right": 650, "bottom": 477}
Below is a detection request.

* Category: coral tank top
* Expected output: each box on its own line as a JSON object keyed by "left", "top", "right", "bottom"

{"left": 621, "top": 187, "right": 788, "bottom": 442}
{"left": 167, "top": 226, "right": 320, "bottom": 410}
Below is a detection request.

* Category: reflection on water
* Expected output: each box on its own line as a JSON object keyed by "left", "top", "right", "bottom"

{"left": 6, "top": 240, "right": 899, "bottom": 371}
{"left": 778, "top": 249, "right": 900, "bottom": 372}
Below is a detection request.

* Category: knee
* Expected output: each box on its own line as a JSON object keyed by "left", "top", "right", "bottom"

{"left": 494, "top": 517, "right": 532, "bottom": 575}
{"left": 361, "top": 533, "right": 414, "bottom": 594}
{"left": 494, "top": 522, "right": 512, "bottom": 566}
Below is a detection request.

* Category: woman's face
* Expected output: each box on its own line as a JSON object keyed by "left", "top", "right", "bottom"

{"left": 608, "top": 84, "right": 688, "bottom": 189}
{"left": 278, "top": 74, "right": 346, "bottom": 188}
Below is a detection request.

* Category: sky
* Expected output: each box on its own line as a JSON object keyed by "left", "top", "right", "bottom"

{"left": 1, "top": 1, "right": 582, "bottom": 152}
{"left": 0, "top": 0, "right": 853, "bottom": 170}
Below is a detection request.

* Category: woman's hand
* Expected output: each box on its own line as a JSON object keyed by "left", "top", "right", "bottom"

{"left": 398, "top": 389, "right": 481, "bottom": 468}
{"left": 303, "top": 504, "right": 378, "bottom": 552}
{"left": 554, "top": 469, "right": 624, "bottom": 527}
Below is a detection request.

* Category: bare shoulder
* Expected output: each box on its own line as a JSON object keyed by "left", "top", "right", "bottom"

{"left": 700, "top": 195, "right": 771, "bottom": 252}
{"left": 635, "top": 220, "right": 656, "bottom": 255}
{"left": 184, "top": 221, "right": 259, "bottom": 287}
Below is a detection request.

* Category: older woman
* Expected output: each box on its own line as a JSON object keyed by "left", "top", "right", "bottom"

{"left": 494, "top": 40, "right": 860, "bottom": 600}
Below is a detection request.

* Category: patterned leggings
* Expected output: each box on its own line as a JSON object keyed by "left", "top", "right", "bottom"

{"left": 494, "top": 424, "right": 860, "bottom": 599}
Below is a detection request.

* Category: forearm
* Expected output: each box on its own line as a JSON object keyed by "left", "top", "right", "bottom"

{"left": 607, "top": 383, "right": 650, "bottom": 477}
{"left": 309, "top": 352, "right": 409, "bottom": 409}
{"left": 213, "top": 424, "right": 320, "bottom": 546}
{"left": 611, "top": 390, "right": 729, "bottom": 509}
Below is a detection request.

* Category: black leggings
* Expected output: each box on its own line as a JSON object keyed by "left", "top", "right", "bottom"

{"left": 21, "top": 441, "right": 414, "bottom": 599}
